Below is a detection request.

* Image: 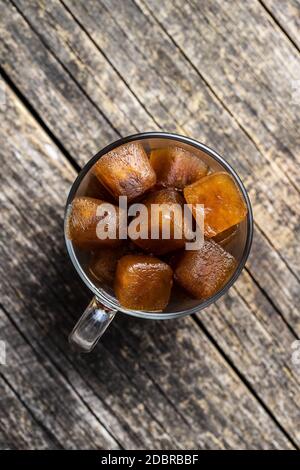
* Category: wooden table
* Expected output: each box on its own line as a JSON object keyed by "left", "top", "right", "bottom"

{"left": 0, "top": 0, "right": 299, "bottom": 450}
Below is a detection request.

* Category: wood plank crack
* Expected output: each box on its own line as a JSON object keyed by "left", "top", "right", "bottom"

{"left": 10, "top": 0, "right": 122, "bottom": 139}
{"left": 258, "top": 0, "right": 300, "bottom": 53}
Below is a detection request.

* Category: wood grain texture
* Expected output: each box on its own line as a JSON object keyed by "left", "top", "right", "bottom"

{"left": 0, "top": 0, "right": 300, "bottom": 450}
{"left": 261, "top": 0, "right": 300, "bottom": 50}
{"left": 0, "top": 332, "right": 58, "bottom": 450}
{"left": 0, "top": 86, "right": 121, "bottom": 451}
{"left": 0, "top": 82, "right": 293, "bottom": 450}
{"left": 142, "top": 0, "right": 300, "bottom": 178}
{"left": 39, "top": 0, "right": 300, "bottom": 443}
{"left": 0, "top": 0, "right": 119, "bottom": 163}
{"left": 2, "top": 0, "right": 298, "bottom": 342}
{"left": 56, "top": 0, "right": 300, "bottom": 328}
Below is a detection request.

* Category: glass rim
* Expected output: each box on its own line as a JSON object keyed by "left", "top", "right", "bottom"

{"left": 64, "top": 131, "right": 253, "bottom": 320}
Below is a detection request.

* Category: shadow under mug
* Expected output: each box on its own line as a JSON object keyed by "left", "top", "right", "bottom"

{"left": 64, "top": 132, "right": 253, "bottom": 352}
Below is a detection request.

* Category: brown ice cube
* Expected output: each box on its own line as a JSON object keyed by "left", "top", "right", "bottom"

{"left": 174, "top": 239, "right": 236, "bottom": 299}
{"left": 84, "top": 174, "right": 115, "bottom": 203}
{"left": 66, "top": 196, "right": 122, "bottom": 248}
{"left": 89, "top": 246, "right": 126, "bottom": 286}
{"left": 150, "top": 146, "right": 208, "bottom": 189}
{"left": 89, "top": 240, "right": 138, "bottom": 287}
{"left": 114, "top": 255, "right": 173, "bottom": 311}
{"left": 184, "top": 172, "right": 247, "bottom": 237}
{"left": 129, "top": 189, "right": 190, "bottom": 255}
{"left": 213, "top": 225, "right": 238, "bottom": 247}
{"left": 93, "top": 142, "right": 156, "bottom": 201}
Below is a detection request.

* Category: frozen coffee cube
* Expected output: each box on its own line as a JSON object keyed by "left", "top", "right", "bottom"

{"left": 129, "top": 189, "right": 190, "bottom": 255}
{"left": 93, "top": 142, "right": 156, "bottom": 201}
{"left": 67, "top": 197, "right": 122, "bottom": 248}
{"left": 114, "top": 255, "right": 173, "bottom": 311}
{"left": 84, "top": 174, "right": 115, "bottom": 203}
{"left": 89, "top": 242, "right": 136, "bottom": 286}
{"left": 89, "top": 246, "right": 126, "bottom": 286}
{"left": 150, "top": 146, "right": 208, "bottom": 189}
{"left": 174, "top": 239, "right": 236, "bottom": 299}
{"left": 213, "top": 225, "right": 238, "bottom": 247}
{"left": 184, "top": 172, "right": 247, "bottom": 237}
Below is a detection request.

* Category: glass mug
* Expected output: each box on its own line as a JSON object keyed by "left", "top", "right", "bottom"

{"left": 64, "top": 132, "right": 253, "bottom": 352}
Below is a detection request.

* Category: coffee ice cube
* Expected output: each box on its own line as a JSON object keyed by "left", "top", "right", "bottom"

{"left": 89, "top": 246, "right": 126, "bottom": 286}
{"left": 114, "top": 255, "right": 173, "bottom": 311}
{"left": 84, "top": 174, "right": 115, "bottom": 203}
{"left": 150, "top": 146, "right": 208, "bottom": 189}
{"left": 184, "top": 172, "right": 247, "bottom": 237}
{"left": 66, "top": 197, "right": 122, "bottom": 247}
{"left": 129, "top": 189, "right": 189, "bottom": 255}
{"left": 174, "top": 239, "right": 236, "bottom": 299}
{"left": 93, "top": 142, "right": 156, "bottom": 202}
{"left": 213, "top": 225, "right": 238, "bottom": 247}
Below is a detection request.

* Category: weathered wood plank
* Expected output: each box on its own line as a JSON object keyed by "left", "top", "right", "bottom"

{"left": 0, "top": 81, "right": 293, "bottom": 449}
{"left": 0, "top": 357, "right": 58, "bottom": 449}
{"left": 0, "top": 310, "right": 119, "bottom": 450}
{"left": 246, "top": 228, "right": 300, "bottom": 331}
{"left": 260, "top": 0, "right": 300, "bottom": 50}
{"left": 202, "top": 275, "right": 300, "bottom": 433}
{"left": 0, "top": 0, "right": 120, "bottom": 163}
{"left": 5, "top": 0, "right": 159, "bottom": 138}
{"left": 141, "top": 0, "right": 300, "bottom": 177}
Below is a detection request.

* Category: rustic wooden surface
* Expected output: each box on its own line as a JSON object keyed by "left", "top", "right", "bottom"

{"left": 0, "top": 0, "right": 299, "bottom": 450}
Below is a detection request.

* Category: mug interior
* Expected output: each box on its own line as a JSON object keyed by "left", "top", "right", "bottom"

{"left": 64, "top": 132, "right": 253, "bottom": 320}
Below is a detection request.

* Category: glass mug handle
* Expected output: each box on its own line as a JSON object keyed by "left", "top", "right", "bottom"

{"left": 69, "top": 297, "right": 117, "bottom": 352}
